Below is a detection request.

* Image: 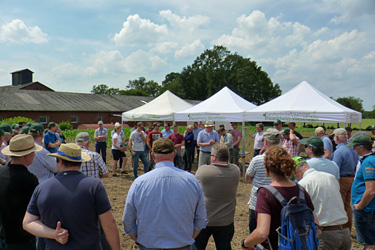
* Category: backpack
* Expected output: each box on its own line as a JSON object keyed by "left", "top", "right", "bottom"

{"left": 262, "top": 185, "right": 319, "bottom": 250}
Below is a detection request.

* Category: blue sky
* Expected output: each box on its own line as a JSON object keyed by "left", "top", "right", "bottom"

{"left": 1, "top": 0, "right": 374, "bottom": 110}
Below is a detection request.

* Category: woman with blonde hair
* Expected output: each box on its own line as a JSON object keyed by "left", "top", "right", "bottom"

{"left": 111, "top": 125, "right": 127, "bottom": 176}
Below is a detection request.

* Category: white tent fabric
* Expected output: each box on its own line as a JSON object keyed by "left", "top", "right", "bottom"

{"left": 174, "top": 86, "right": 257, "bottom": 122}
{"left": 122, "top": 90, "right": 193, "bottom": 121}
{"left": 243, "top": 81, "right": 362, "bottom": 123}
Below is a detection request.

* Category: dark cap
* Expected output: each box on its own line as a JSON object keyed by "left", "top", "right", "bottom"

{"left": 282, "top": 129, "right": 290, "bottom": 135}
{"left": 48, "top": 122, "right": 57, "bottom": 128}
{"left": 370, "top": 125, "right": 375, "bottom": 130}
{"left": 20, "top": 126, "right": 30, "bottom": 134}
{"left": 0, "top": 128, "right": 10, "bottom": 136}
{"left": 300, "top": 136, "right": 323, "bottom": 149}
{"left": 29, "top": 123, "right": 44, "bottom": 133}
{"left": 152, "top": 138, "right": 175, "bottom": 154}
{"left": 347, "top": 134, "right": 372, "bottom": 147}
{"left": 274, "top": 119, "right": 282, "bottom": 125}
{"left": 0, "top": 123, "right": 12, "bottom": 133}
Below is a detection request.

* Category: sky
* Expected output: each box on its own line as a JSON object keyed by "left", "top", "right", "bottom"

{"left": 0, "top": 0, "right": 374, "bottom": 110}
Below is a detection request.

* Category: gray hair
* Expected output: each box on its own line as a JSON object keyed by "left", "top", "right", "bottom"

{"left": 211, "top": 143, "right": 229, "bottom": 162}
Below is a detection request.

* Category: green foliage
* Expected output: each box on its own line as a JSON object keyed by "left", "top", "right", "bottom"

{"left": 162, "top": 45, "right": 281, "bottom": 104}
{"left": 58, "top": 120, "right": 73, "bottom": 130}
{"left": 0, "top": 116, "right": 34, "bottom": 125}
{"left": 335, "top": 96, "right": 364, "bottom": 113}
{"left": 91, "top": 84, "right": 120, "bottom": 95}
{"left": 126, "top": 77, "right": 162, "bottom": 97}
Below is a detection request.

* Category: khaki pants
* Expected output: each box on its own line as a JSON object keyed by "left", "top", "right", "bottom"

{"left": 318, "top": 228, "right": 351, "bottom": 250}
{"left": 339, "top": 177, "right": 354, "bottom": 230}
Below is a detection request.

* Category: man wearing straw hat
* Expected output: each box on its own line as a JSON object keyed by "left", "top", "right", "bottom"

{"left": 0, "top": 134, "right": 42, "bottom": 250}
{"left": 23, "top": 143, "right": 121, "bottom": 250}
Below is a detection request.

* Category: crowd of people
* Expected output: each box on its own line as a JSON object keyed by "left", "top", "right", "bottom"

{"left": 0, "top": 119, "right": 375, "bottom": 250}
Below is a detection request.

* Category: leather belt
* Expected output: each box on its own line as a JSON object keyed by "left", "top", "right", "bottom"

{"left": 201, "top": 151, "right": 211, "bottom": 154}
{"left": 340, "top": 175, "right": 354, "bottom": 177}
{"left": 322, "top": 224, "right": 347, "bottom": 231}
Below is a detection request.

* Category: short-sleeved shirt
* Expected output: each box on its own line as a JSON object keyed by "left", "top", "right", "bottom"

{"left": 332, "top": 142, "right": 358, "bottom": 176}
{"left": 44, "top": 131, "right": 58, "bottom": 153}
{"left": 94, "top": 128, "right": 108, "bottom": 143}
{"left": 130, "top": 130, "right": 146, "bottom": 152}
{"left": 168, "top": 133, "right": 184, "bottom": 154}
{"left": 229, "top": 129, "right": 242, "bottom": 148}
{"left": 282, "top": 138, "right": 301, "bottom": 157}
{"left": 28, "top": 142, "right": 57, "bottom": 183}
{"left": 197, "top": 129, "right": 219, "bottom": 152}
{"left": 79, "top": 146, "right": 109, "bottom": 179}
{"left": 0, "top": 164, "right": 39, "bottom": 244}
{"left": 351, "top": 154, "right": 375, "bottom": 212}
{"left": 27, "top": 171, "right": 112, "bottom": 250}
{"left": 161, "top": 129, "right": 173, "bottom": 139}
{"left": 147, "top": 131, "right": 162, "bottom": 148}
{"left": 322, "top": 135, "right": 333, "bottom": 158}
{"left": 253, "top": 131, "right": 264, "bottom": 150}
{"left": 195, "top": 163, "right": 240, "bottom": 226}
{"left": 246, "top": 153, "right": 272, "bottom": 210}
{"left": 111, "top": 133, "right": 122, "bottom": 150}
{"left": 256, "top": 185, "right": 314, "bottom": 250}
{"left": 307, "top": 158, "right": 340, "bottom": 179}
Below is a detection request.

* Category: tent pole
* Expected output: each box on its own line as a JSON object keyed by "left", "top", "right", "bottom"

{"left": 242, "top": 121, "right": 246, "bottom": 178}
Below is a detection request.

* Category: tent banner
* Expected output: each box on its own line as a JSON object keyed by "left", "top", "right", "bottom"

{"left": 175, "top": 112, "right": 244, "bottom": 122}
{"left": 262, "top": 112, "right": 321, "bottom": 122}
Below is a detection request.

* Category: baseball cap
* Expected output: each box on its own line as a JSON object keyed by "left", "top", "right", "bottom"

{"left": 370, "top": 125, "right": 375, "bottom": 130}
{"left": 152, "top": 138, "right": 175, "bottom": 154}
{"left": 347, "top": 134, "right": 372, "bottom": 147}
{"left": 98, "top": 120, "right": 104, "bottom": 125}
{"left": 0, "top": 128, "right": 9, "bottom": 136}
{"left": 0, "top": 123, "right": 12, "bottom": 133}
{"left": 282, "top": 129, "right": 290, "bottom": 135}
{"left": 293, "top": 156, "right": 306, "bottom": 166}
{"left": 29, "top": 123, "right": 44, "bottom": 133}
{"left": 274, "top": 120, "right": 282, "bottom": 125}
{"left": 76, "top": 132, "right": 91, "bottom": 143}
{"left": 332, "top": 128, "right": 347, "bottom": 136}
{"left": 263, "top": 128, "right": 281, "bottom": 143}
{"left": 48, "top": 122, "right": 56, "bottom": 128}
{"left": 300, "top": 136, "right": 323, "bottom": 149}
{"left": 315, "top": 127, "right": 325, "bottom": 134}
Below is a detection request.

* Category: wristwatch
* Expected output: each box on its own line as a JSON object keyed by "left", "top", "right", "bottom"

{"left": 241, "top": 239, "right": 249, "bottom": 249}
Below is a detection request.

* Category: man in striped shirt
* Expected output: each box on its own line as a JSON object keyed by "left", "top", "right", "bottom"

{"left": 245, "top": 128, "right": 281, "bottom": 233}
{"left": 76, "top": 132, "right": 109, "bottom": 179}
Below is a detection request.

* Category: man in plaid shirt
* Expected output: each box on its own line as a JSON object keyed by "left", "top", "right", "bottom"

{"left": 282, "top": 128, "right": 301, "bottom": 157}
{"left": 76, "top": 132, "right": 109, "bottom": 179}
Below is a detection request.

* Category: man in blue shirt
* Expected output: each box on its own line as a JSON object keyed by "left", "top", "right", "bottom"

{"left": 43, "top": 122, "right": 61, "bottom": 153}
{"left": 197, "top": 121, "right": 220, "bottom": 167}
{"left": 122, "top": 138, "right": 207, "bottom": 250}
{"left": 161, "top": 123, "right": 173, "bottom": 138}
{"left": 332, "top": 128, "right": 358, "bottom": 231}
{"left": 348, "top": 134, "right": 375, "bottom": 249}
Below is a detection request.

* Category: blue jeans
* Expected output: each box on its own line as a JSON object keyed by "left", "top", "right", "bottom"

{"left": 184, "top": 147, "right": 195, "bottom": 171}
{"left": 174, "top": 153, "right": 183, "bottom": 169}
{"left": 249, "top": 209, "right": 257, "bottom": 234}
{"left": 353, "top": 208, "right": 375, "bottom": 245}
{"left": 95, "top": 142, "right": 107, "bottom": 164}
{"left": 132, "top": 151, "right": 149, "bottom": 178}
{"left": 37, "top": 237, "right": 45, "bottom": 250}
{"left": 194, "top": 223, "right": 234, "bottom": 250}
{"left": 140, "top": 245, "right": 194, "bottom": 250}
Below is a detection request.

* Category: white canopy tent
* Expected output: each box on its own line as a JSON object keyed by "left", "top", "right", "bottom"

{"left": 244, "top": 81, "right": 362, "bottom": 124}
{"left": 174, "top": 86, "right": 257, "bottom": 122}
{"left": 122, "top": 90, "right": 193, "bottom": 121}
{"left": 174, "top": 86, "right": 257, "bottom": 175}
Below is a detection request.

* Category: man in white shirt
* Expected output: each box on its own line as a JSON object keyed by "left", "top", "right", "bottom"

{"left": 294, "top": 157, "right": 351, "bottom": 250}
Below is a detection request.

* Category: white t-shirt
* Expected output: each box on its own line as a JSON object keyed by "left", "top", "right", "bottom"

{"left": 130, "top": 130, "right": 146, "bottom": 151}
{"left": 112, "top": 133, "right": 122, "bottom": 150}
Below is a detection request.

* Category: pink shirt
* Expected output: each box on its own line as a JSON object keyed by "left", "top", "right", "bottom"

{"left": 229, "top": 129, "right": 242, "bottom": 148}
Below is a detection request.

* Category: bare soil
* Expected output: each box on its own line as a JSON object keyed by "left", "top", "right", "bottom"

{"left": 93, "top": 133, "right": 362, "bottom": 250}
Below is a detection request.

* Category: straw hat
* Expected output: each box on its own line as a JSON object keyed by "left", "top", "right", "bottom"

{"left": 1, "top": 134, "right": 42, "bottom": 156}
{"left": 47, "top": 143, "right": 91, "bottom": 162}
{"left": 204, "top": 120, "right": 215, "bottom": 127}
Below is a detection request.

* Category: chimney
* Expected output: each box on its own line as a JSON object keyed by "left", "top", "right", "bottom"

{"left": 11, "top": 69, "right": 33, "bottom": 86}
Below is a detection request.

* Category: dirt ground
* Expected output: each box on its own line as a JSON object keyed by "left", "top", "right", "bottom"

{"left": 94, "top": 134, "right": 362, "bottom": 250}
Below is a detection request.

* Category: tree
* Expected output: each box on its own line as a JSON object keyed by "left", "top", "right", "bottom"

{"left": 127, "top": 77, "right": 162, "bottom": 97}
{"left": 163, "top": 45, "right": 281, "bottom": 104}
{"left": 335, "top": 96, "right": 364, "bottom": 113}
{"left": 91, "top": 84, "right": 120, "bottom": 95}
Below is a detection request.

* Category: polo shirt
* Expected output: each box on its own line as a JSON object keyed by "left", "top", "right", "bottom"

{"left": 197, "top": 129, "right": 219, "bottom": 152}
{"left": 332, "top": 142, "right": 358, "bottom": 176}
{"left": 307, "top": 158, "right": 340, "bottom": 179}
{"left": 44, "top": 131, "right": 58, "bottom": 153}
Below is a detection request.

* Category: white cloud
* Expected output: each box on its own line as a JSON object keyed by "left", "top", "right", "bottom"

{"left": 326, "top": 0, "right": 375, "bottom": 24}
{"left": 0, "top": 19, "right": 48, "bottom": 44}
{"left": 151, "top": 41, "right": 179, "bottom": 54}
{"left": 175, "top": 39, "right": 204, "bottom": 59}
{"left": 113, "top": 14, "right": 168, "bottom": 46}
{"left": 159, "top": 10, "right": 210, "bottom": 33}
{"left": 124, "top": 50, "right": 166, "bottom": 73}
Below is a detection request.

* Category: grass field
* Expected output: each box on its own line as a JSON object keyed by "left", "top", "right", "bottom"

{"left": 294, "top": 118, "right": 375, "bottom": 130}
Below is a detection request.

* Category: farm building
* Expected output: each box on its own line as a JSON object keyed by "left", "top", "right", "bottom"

{"left": 0, "top": 69, "right": 170, "bottom": 128}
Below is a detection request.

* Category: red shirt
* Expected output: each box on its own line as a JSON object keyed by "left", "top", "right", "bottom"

{"left": 255, "top": 185, "right": 314, "bottom": 250}
{"left": 168, "top": 133, "right": 184, "bottom": 154}
{"left": 147, "top": 131, "right": 162, "bottom": 148}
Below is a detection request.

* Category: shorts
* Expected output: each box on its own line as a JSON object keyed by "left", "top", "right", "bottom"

{"left": 112, "top": 149, "right": 126, "bottom": 161}
{"left": 353, "top": 208, "right": 375, "bottom": 245}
